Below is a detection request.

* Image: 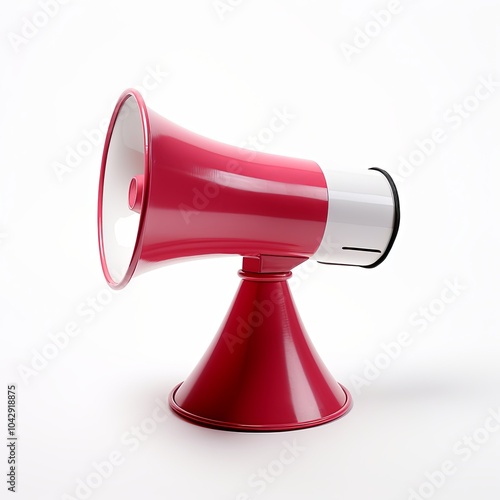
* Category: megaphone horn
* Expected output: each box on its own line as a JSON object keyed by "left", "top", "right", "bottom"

{"left": 98, "top": 89, "right": 400, "bottom": 431}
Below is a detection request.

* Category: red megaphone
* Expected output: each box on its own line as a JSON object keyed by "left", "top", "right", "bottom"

{"left": 98, "top": 89, "right": 400, "bottom": 431}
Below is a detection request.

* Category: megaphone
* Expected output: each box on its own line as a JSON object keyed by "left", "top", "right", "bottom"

{"left": 98, "top": 89, "right": 400, "bottom": 431}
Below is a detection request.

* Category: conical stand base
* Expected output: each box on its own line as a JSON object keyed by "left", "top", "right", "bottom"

{"left": 169, "top": 269, "right": 352, "bottom": 431}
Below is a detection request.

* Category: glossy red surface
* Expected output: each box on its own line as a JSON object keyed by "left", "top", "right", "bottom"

{"left": 169, "top": 269, "right": 352, "bottom": 431}
{"left": 98, "top": 89, "right": 328, "bottom": 289}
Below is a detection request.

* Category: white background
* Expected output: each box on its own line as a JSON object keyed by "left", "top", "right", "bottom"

{"left": 1, "top": 0, "right": 500, "bottom": 499}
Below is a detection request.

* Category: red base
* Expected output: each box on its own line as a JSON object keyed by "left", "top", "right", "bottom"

{"left": 169, "top": 269, "right": 352, "bottom": 431}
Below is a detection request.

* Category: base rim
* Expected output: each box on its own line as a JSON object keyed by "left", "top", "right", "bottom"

{"left": 168, "top": 382, "right": 353, "bottom": 432}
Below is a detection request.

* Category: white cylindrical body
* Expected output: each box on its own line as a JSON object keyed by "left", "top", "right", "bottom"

{"left": 311, "top": 168, "right": 400, "bottom": 267}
